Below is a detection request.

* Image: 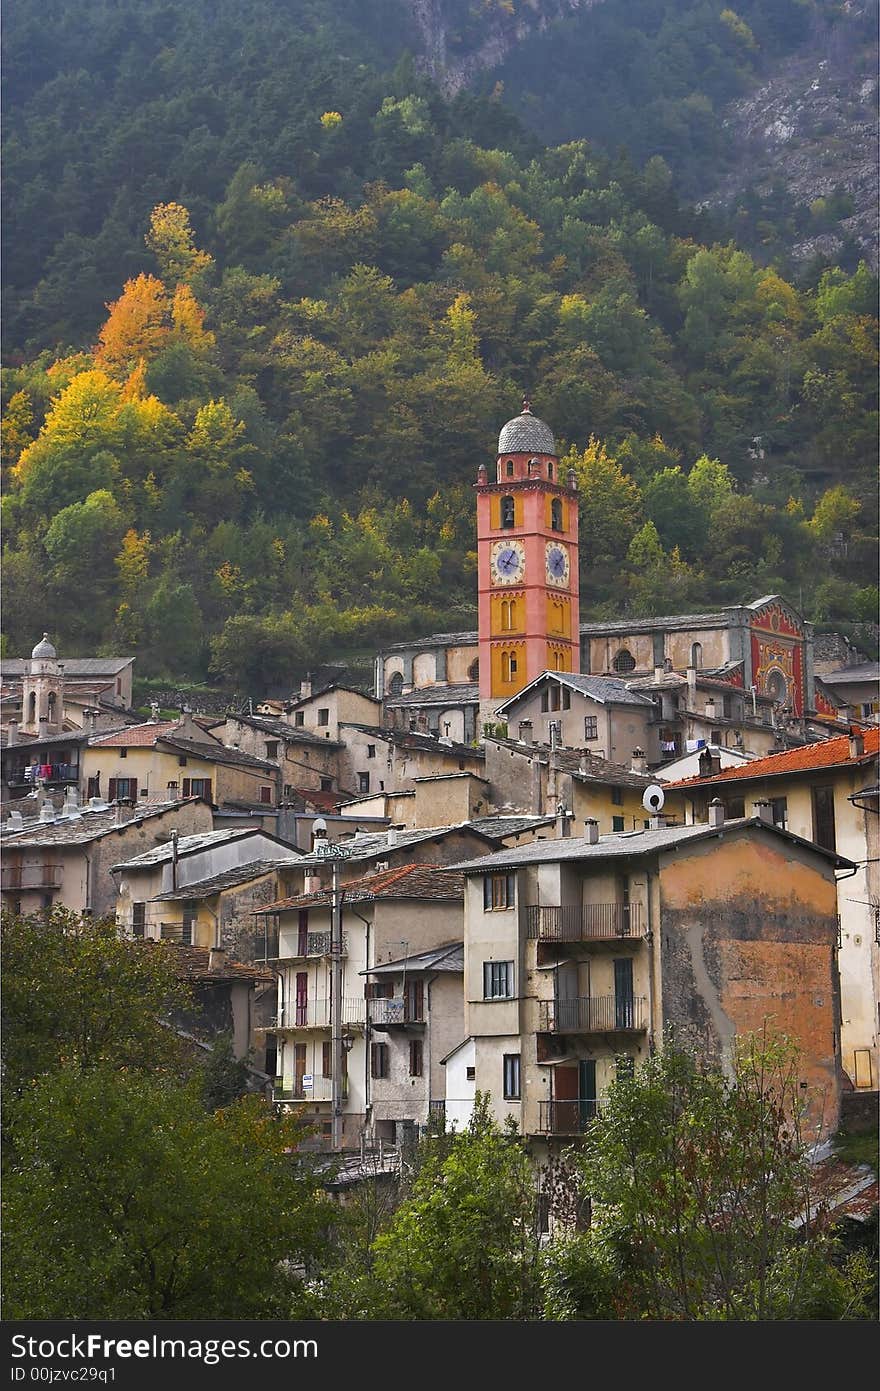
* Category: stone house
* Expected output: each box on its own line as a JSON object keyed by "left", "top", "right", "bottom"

{"left": 483, "top": 738, "right": 659, "bottom": 835}
{"left": 670, "top": 727, "right": 880, "bottom": 1091}
{"left": 0, "top": 796, "right": 214, "bottom": 918}
{"left": 206, "top": 713, "right": 342, "bottom": 801}
{"left": 159, "top": 943, "right": 277, "bottom": 1064}
{"left": 337, "top": 724, "right": 485, "bottom": 803}
{"left": 492, "top": 672, "right": 656, "bottom": 764}
{"left": 1, "top": 633, "right": 135, "bottom": 736}
{"left": 284, "top": 681, "right": 382, "bottom": 742}
{"left": 448, "top": 812, "right": 852, "bottom": 1148}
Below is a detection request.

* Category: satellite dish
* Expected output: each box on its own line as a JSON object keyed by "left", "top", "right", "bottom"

{"left": 642, "top": 784, "right": 665, "bottom": 813}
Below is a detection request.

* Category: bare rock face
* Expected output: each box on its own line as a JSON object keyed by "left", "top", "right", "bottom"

{"left": 708, "top": 15, "right": 878, "bottom": 267}
{"left": 409, "top": 0, "right": 602, "bottom": 96}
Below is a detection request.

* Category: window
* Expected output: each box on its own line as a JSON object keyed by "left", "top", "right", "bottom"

{"left": 358, "top": 772, "right": 370, "bottom": 794}
{"left": 483, "top": 873, "right": 515, "bottom": 910}
{"left": 187, "top": 778, "right": 212, "bottom": 799}
{"left": 119, "top": 747, "right": 127, "bottom": 759}
{"left": 371, "top": 1043, "right": 389, "bottom": 1079}
{"left": 468, "top": 659, "right": 479, "bottom": 682}
{"left": 769, "top": 796, "right": 788, "bottom": 829}
{"left": 501, "top": 650, "right": 518, "bottom": 683}
{"left": 690, "top": 642, "right": 702, "bottom": 668}
{"left": 265, "top": 741, "right": 279, "bottom": 760}
{"left": 466, "top": 1066, "right": 476, "bottom": 1081}
{"left": 584, "top": 716, "right": 598, "bottom": 741}
{"left": 503, "top": 1054, "right": 521, "bottom": 1100}
{"left": 506, "top": 459, "right": 514, "bottom": 477}
{"left": 409, "top": 1039, "right": 423, "bottom": 1077}
{"left": 726, "top": 796, "right": 746, "bottom": 819}
{"left": 501, "top": 495, "right": 515, "bottom": 529}
{"left": 320, "top": 777, "right": 333, "bottom": 792}
{"left": 322, "top": 1041, "right": 332, "bottom": 1077}
{"left": 317, "top": 708, "right": 329, "bottom": 726}
{"left": 366, "top": 744, "right": 376, "bottom": 758}
{"left": 612, "top": 815, "right": 625, "bottom": 832}
{"left": 295, "top": 711, "right": 305, "bottom": 727}
{"left": 483, "top": 960, "right": 514, "bottom": 999}
{"left": 812, "top": 786, "right": 836, "bottom": 852}
{"left": 406, "top": 979, "right": 424, "bottom": 1022}
{"left": 131, "top": 903, "right": 146, "bottom": 939}
{"left": 259, "top": 785, "right": 273, "bottom": 805}
{"left": 551, "top": 497, "right": 563, "bottom": 532}
{"left": 108, "top": 777, "right": 137, "bottom": 800}
{"left": 166, "top": 780, "right": 179, "bottom": 792}
{"left": 612, "top": 649, "right": 636, "bottom": 673}
{"left": 561, "top": 687, "right": 570, "bottom": 710}
{"left": 387, "top": 672, "right": 404, "bottom": 697}
{"left": 86, "top": 775, "right": 100, "bottom": 798}
{"left": 177, "top": 755, "right": 187, "bottom": 767}
{"left": 611, "top": 786, "right": 624, "bottom": 806}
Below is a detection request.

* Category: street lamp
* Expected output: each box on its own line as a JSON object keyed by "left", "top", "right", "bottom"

{"left": 311, "top": 816, "right": 352, "bottom": 1151}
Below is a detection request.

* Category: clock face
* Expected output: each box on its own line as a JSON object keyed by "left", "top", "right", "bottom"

{"left": 545, "top": 542, "right": 570, "bottom": 587}
{"left": 490, "top": 539, "right": 525, "bottom": 585}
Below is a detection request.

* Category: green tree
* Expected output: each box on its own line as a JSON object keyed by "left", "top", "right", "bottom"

{"left": 368, "top": 1096, "right": 545, "bottom": 1320}
{"left": 563, "top": 437, "right": 643, "bottom": 563}
{"left": 144, "top": 576, "right": 205, "bottom": 676}
{"left": 2, "top": 1068, "right": 330, "bottom": 1319}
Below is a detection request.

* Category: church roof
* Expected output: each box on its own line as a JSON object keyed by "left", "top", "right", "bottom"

{"left": 31, "top": 634, "right": 57, "bottom": 660}
{"left": 497, "top": 406, "right": 555, "bottom": 456}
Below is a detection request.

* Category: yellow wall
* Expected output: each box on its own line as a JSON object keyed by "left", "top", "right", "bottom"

{"left": 490, "top": 592, "right": 526, "bottom": 635}
{"left": 546, "top": 595, "right": 570, "bottom": 638}
{"left": 490, "top": 493, "right": 523, "bottom": 529}
{"left": 491, "top": 641, "right": 526, "bottom": 697}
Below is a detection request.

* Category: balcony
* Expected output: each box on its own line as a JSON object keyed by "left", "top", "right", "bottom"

{"left": 275, "top": 997, "right": 366, "bottom": 1030}
{"left": 539, "top": 996, "right": 648, "bottom": 1033}
{"left": 0, "top": 864, "right": 62, "bottom": 891}
{"left": 537, "top": 1099, "right": 604, "bottom": 1135}
{"left": 527, "top": 903, "right": 644, "bottom": 942}
{"left": 9, "top": 764, "right": 80, "bottom": 787}
{"left": 277, "top": 931, "right": 348, "bottom": 960}
{"left": 369, "top": 997, "right": 425, "bottom": 1028}
{"left": 273, "top": 1076, "right": 347, "bottom": 1103}
{"left": 159, "top": 922, "right": 194, "bottom": 945}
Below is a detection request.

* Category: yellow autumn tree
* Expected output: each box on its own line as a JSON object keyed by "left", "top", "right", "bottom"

{"left": 171, "top": 283, "right": 215, "bottom": 353}
{"left": 145, "top": 202, "right": 214, "bottom": 288}
{"left": 95, "top": 274, "right": 171, "bottom": 377}
{"left": 115, "top": 528, "right": 151, "bottom": 596}
{"left": 14, "top": 371, "right": 124, "bottom": 481}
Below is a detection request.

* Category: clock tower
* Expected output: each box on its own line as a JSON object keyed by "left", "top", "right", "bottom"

{"left": 476, "top": 399, "right": 580, "bottom": 712}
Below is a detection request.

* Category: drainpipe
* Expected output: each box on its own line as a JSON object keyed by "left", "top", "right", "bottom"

{"left": 170, "top": 829, "right": 179, "bottom": 893}
{"left": 645, "top": 868, "right": 657, "bottom": 1055}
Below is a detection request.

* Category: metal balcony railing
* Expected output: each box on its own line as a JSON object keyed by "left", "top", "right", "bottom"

{"left": 537, "top": 1099, "right": 604, "bottom": 1135}
{"left": 159, "top": 922, "right": 194, "bottom": 945}
{"left": 539, "top": 996, "right": 648, "bottom": 1033}
{"left": 277, "top": 931, "right": 347, "bottom": 960}
{"left": 273, "top": 1076, "right": 347, "bottom": 1103}
{"left": 276, "top": 997, "right": 366, "bottom": 1030}
{"left": 527, "top": 903, "right": 644, "bottom": 941}
{"left": 368, "top": 997, "right": 425, "bottom": 1026}
{"left": 0, "top": 864, "right": 62, "bottom": 890}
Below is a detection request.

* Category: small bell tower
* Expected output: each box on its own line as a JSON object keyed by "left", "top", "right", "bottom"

{"left": 22, "top": 633, "right": 64, "bottom": 734}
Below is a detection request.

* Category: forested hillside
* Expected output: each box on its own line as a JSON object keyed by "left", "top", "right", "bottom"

{"left": 2, "top": 0, "right": 876, "bottom": 692}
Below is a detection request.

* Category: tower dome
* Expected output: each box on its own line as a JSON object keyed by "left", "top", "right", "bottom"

{"left": 497, "top": 398, "right": 555, "bottom": 456}
{"left": 31, "top": 633, "right": 57, "bottom": 661}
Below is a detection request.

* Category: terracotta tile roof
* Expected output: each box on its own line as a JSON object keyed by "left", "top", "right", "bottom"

{"left": 90, "top": 720, "right": 181, "bottom": 746}
{"left": 259, "top": 862, "right": 466, "bottom": 912}
{"left": 667, "top": 728, "right": 879, "bottom": 789}
{"left": 286, "top": 786, "right": 344, "bottom": 812}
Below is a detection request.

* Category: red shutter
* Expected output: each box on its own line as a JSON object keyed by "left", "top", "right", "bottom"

{"left": 182, "top": 778, "right": 191, "bottom": 797}
{"left": 204, "top": 779, "right": 212, "bottom": 803}
{"left": 129, "top": 778, "right": 138, "bottom": 801}
{"left": 108, "top": 778, "right": 117, "bottom": 801}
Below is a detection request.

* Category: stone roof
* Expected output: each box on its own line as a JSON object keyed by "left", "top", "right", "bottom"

{"left": 668, "top": 728, "right": 880, "bottom": 789}
{"left": 485, "top": 738, "right": 653, "bottom": 789}
{"left": 260, "top": 862, "right": 466, "bottom": 912}
{"left": 467, "top": 814, "right": 557, "bottom": 839}
{"left": 447, "top": 818, "right": 855, "bottom": 872}
{"left": 382, "top": 683, "right": 480, "bottom": 709}
{"left": 288, "top": 823, "right": 497, "bottom": 870}
{"left": 495, "top": 671, "right": 656, "bottom": 713}
{"left": 340, "top": 723, "right": 482, "bottom": 760}
{"left": 497, "top": 407, "right": 555, "bottom": 455}
{"left": 111, "top": 826, "right": 300, "bottom": 871}
{"left": 379, "top": 630, "right": 479, "bottom": 653}
{"left": 158, "top": 735, "right": 278, "bottom": 771}
{"left": 1, "top": 656, "right": 133, "bottom": 676}
{"left": 151, "top": 860, "right": 287, "bottom": 902}
{"left": 148, "top": 942, "right": 276, "bottom": 984}
{"left": 1, "top": 799, "right": 199, "bottom": 848}
{"left": 815, "top": 662, "right": 879, "bottom": 686}
{"left": 362, "top": 941, "right": 464, "bottom": 975}
{"left": 207, "top": 714, "right": 342, "bottom": 748}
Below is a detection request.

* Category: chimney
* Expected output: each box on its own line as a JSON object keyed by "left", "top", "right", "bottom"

{"left": 708, "top": 798, "right": 725, "bottom": 828}
{"left": 387, "top": 826, "right": 398, "bottom": 847}
{"left": 686, "top": 666, "right": 697, "bottom": 708}
{"left": 584, "top": 817, "right": 599, "bottom": 845}
{"left": 849, "top": 728, "right": 865, "bottom": 758}
{"left": 304, "top": 873, "right": 322, "bottom": 894}
{"left": 8, "top": 810, "right": 24, "bottom": 831}
{"left": 664, "top": 657, "right": 673, "bottom": 673}
{"left": 518, "top": 720, "right": 533, "bottom": 744}
{"left": 38, "top": 802, "right": 56, "bottom": 824}
{"left": 7, "top": 720, "right": 18, "bottom": 747}
{"left": 548, "top": 720, "right": 561, "bottom": 750}
{"left": 84, "top": 708, "right": 98, "bottom": 736}
{"left": 300, "top": 676, "right": 312, "bottom": 700}
{"left": 556, "top": 806, "right": 572, "bottom": 838}
{"left": 753, "top": 799, "right": 773, "bottom": 824}
{"left": 38, "top": 717, "right": 50, "bottom": 739}
{"left": 648, "top": 814, "right": 665, "bottom": 830}
{"left": 630, "top": 747, "right": 647, "bottom": 775}
{"left": 149, "top": 700, "right": 161, "bottom": 723}
{"left": 209, "top": 947, "right": 228, "bottom": 971}
{"left": 653, "top": 665, "right": 664, "bottom": 684}
{"left": 705, "top": 697, "right": 716, "bottom": 720}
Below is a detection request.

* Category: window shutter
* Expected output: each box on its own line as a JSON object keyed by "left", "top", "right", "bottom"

{"left": 203, "top": 779, "right": 212, "bottom": 803}
{"left": 182, "top": 778, "right": 191, "bottom": 797}
{"left": 129, "top": 778, "right": 138, "bottom": 800}
{"left": 108, "top": 778, "right": 117, "bottom": 800}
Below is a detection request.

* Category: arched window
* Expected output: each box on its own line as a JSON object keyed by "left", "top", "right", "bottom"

{"left": 47, "top": 691, "right": 57, "bottom": 719}
{"left": 27, "top": 691, "right": 36, "bottom": 724}
{"left": 506, "top": 460, "right": 514, "bottom": 477}
{"left": 690, "top": 642, "right": 702, "bottom": 669}
{"left": 501, "top": 496, "right": 515, "bottom": 529}
{"left": 551, "top": 497, "right": 563, "bottom": 532}
{"left": 501, "top": 600, "right": 511, "bottom": 631}
{"left": 501, "top": 651, "right": 511, "bottom": 683}
{"left": 612, "top": 649, "right": 636, "bottom": 674}
{"left": 387, "top": 671, "right": 404, "bottom": 697}
{"left": 467, "top": 659, "right": 479, "bottom": 682}
{"left": 547, "top": 461, "right": 553, "bottom": 479}
{"left": 767, "top": 669, "right": 787, "bottom": 703}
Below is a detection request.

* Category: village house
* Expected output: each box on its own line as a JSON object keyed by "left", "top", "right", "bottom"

{"left": 1, "top": 794, "right": 214, "bottom": 918}
{"left": 0, "top": 634, "right": 135, "bottom": 737}
{"left": 205, "top": 712, "right": 342, "bottom": 802}
{"left": 337, "top": 772, "right": 491, "bottom": 830}
{"left": 492, "top": 672, "right": 657, "bottom": 764}
{"left": 337, "top": 724, "right": 485, "bottom": 804}
{"left": 483, "top": 737, "right": 659, "bottom": 834}
{"left": 284, "top": 680, "right": 382, "bottom": 742}
{"left": 669, "top": 727, "right": 880, "bottom": 1092}
{"left": 2, "top": 727, "right": 91, "bottom": 806}
{"left": 83, "top": 716, "right": 281, "bottom": 809}
{"left": 446, "top": 810, "right": 851, "bottom": 1148}
{"left": 111, "top": 825, "right": 301, "bottom": 950}
{"left": 257, "top": 864, "right": 464, "bottom": 1148}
